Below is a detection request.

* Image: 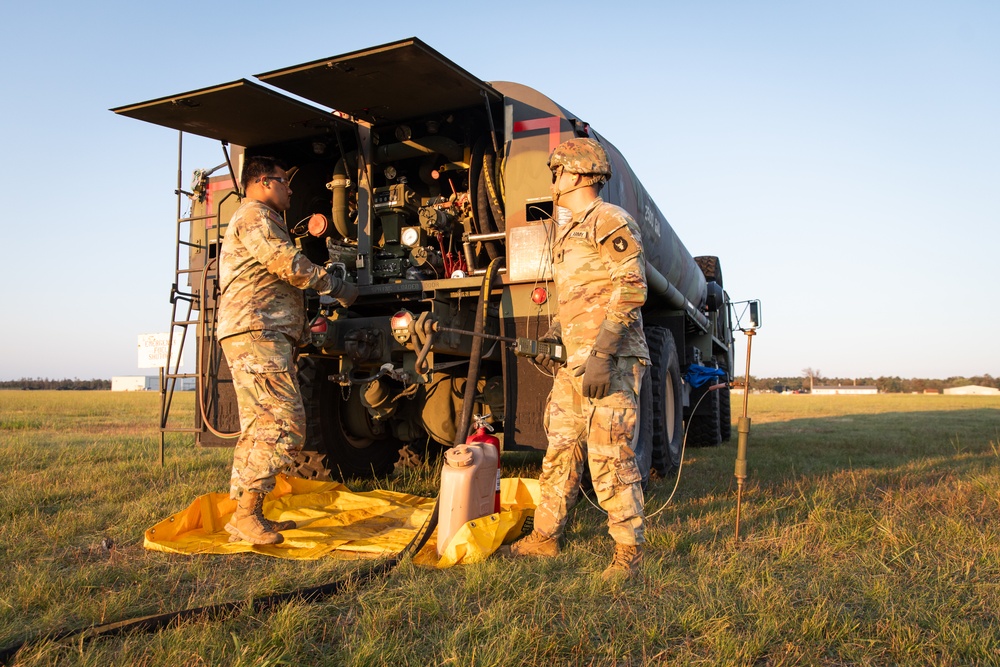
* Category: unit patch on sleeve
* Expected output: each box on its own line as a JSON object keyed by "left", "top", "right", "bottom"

{"left": 604, "top": 228, "right": 641, "bottom": 262}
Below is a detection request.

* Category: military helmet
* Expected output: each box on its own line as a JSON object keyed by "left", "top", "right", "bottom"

{"left": 547, "top": 138, "right": 612, "bottom": 179}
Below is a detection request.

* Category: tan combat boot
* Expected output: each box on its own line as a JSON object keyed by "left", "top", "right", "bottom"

{"left": 227, "top": 515, "right": 295, "bottom": 543}
{"left": 225, "top": 491, "right": 285, "bottom": 545}
{"left": 510, "top": 530, "right": 559, "bottom": 558}
{"left": 601, "top": 543, "right": 643, "bottom": 581}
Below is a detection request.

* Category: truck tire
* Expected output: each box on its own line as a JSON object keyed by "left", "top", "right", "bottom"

{"left": 644, "top": 326, "right": 683, "bottom": 476}
{"left": 289, "top": 356, "right": 332, "bottom": 480}
{"left": 695, "top": 255, "right": 723, "bottom": 288}
{"left": 635, "top": 367, "right": 654, "bottom": 487}
{"left": 300, "top": 358, "right": 401, "bottom": 479}
{"left": 719, "top": 383, "right": 732, "bottom": 442}
{"left": 287, "top": 449, "right": 332, "bottom": 480}
{"left": 718, "top": 359, "right": 732, "bottom": 442}
{"left": 322, "top": 377, "right": 402, "bottom": 479}
{"left": 687, "top": 380, "right": 722, "bottom": 448}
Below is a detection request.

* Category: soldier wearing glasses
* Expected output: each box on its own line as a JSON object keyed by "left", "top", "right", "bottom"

{"left": 217, "top": 155, "right": 357, "bottom": 545}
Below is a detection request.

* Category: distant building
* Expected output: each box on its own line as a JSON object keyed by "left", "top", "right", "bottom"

{"left": 112, "top": 376, "right": 158, "bottom": 391}
{"left": 943, "top": 385, "right": 1000, "bottom": 396}
{"left": 111, "top": 376, "right": 194, "bottom": 391}
{"left": 812, "top": 385, "right": 878, "bottom": 395}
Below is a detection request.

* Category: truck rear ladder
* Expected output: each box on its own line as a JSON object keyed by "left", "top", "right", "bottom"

{"left": 158, "top": 132, "right": 237, "bottom": 463}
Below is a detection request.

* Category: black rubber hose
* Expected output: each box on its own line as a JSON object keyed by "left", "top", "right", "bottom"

{"left": 468, "top": 137, "right": 486, "bottom": 234}
{"left": 476, "top": 173, "right": 501, "bottom": 262}
{"left": 453, "top": 257, "right": 504, "bottom": 445}
{"left": 482, "top": 149, "right": 506, "bottom": 232}
{"left": 0, "top": 561, "right": 394, "bottom": 664}
{"left": 0, "top": 497, "right": 440, "bottom": 665}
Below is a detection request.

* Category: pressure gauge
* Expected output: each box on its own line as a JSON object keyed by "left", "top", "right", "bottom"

{"left": 383, "top": 165, "right": 397, "bottom": 181}
{"left": 401, "top": 226, "right": 421, "bottom": 248}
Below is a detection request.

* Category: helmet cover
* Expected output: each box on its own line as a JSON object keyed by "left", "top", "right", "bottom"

{"left": 547, "top": 138, "right": 612, "bottom": 179}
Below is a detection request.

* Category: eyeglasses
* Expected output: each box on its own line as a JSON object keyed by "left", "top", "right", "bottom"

{"left": 258, "top": 176, "right": 288, "bottom": 186}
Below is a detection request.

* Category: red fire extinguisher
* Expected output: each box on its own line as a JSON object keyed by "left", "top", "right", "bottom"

{"left": 465, "top": 419, "right": 501, "bottom": 513}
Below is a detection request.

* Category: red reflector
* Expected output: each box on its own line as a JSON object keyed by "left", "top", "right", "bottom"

{"left": 310, "top": 317, "right": 328, "bottom": 332}
{"left": 531, "top": 287, "right": 548, "bottom": 305}
{"left": 390, "top": 311, "right": 413, "bottom": 330}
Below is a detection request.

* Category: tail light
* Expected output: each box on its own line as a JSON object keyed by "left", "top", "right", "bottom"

{"left": 390, "top": 310, "right": 414, "bottom": 344}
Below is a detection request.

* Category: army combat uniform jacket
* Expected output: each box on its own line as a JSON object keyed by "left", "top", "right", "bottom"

{"left": 217, "top": 199, "right": 335, "bottom": 344}
{"left": 550, "top": 197, "right": 649, "bottom": 372}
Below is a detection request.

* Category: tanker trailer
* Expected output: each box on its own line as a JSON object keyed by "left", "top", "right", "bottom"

{"left": 113, "top": 37, "right": 735, "bottom": 480}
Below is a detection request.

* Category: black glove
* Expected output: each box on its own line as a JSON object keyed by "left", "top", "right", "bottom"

{"left": 581, "top": 320, "right": 627, "bottom": 400}
{"left": 329, "top": 278, "right": 359, "bottom": 308}
{"left": 534, "top": 323, "right": 563, "bottom": 374}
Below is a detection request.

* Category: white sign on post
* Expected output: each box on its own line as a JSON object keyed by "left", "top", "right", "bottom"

{"left": 137, "top": 333, "right": 181, "bottom": 369}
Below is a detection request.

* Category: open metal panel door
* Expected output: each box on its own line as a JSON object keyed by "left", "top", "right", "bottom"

{"left": 257, "top": 37, "right": 503, "bottom": 123}
{"left": 112, "top": 79, "right": 356, "bottom": 146}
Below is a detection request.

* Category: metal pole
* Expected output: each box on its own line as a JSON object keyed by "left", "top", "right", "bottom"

{"left": 159, "top": 366, "right": 165, "bottom": 466}
{"left": 734, "top": 328, "right": 755, "bottom": 540}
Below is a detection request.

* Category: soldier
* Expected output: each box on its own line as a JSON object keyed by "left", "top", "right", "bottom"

{"left": 511, "top": 138, "right": 649, "bottom": 580}
{"left": 217, "top": 155, "right": 358, "bottom": 545}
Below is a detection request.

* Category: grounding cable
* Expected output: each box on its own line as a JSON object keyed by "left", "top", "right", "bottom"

{"left": 576, "top": 382, "right": 727, "bottom": 520}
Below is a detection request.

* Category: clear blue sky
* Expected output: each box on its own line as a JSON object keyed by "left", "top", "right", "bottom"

{"left": 1, "top": 1, "right": 996, "bottom": 381}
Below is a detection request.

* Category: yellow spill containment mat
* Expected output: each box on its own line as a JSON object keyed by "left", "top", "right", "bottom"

{"left": 145, "top": 475, "right": 540, "bottom": 568}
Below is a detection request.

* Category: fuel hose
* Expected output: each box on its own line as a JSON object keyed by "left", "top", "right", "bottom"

{"left": 0, "top": 498, "right": 439, "bottom": 665}
{"left": 454, "top": 257, "right": 504, "bottom": 445}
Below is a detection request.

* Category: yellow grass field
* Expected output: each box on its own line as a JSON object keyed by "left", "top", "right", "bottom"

{"left": 2, "top": 390, "right": 1000, "bottom": 666}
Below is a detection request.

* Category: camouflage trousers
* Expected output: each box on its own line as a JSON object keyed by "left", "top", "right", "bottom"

{"left": 220, "top": 330, "right": 305, "bottom": 499}
{"left": 534, "top": 357, "right": 647, "bottom": 546}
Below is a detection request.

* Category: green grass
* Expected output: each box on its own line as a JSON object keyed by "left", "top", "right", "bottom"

{"left": 2, "top": 390, "right": 1000, "bottom": 665}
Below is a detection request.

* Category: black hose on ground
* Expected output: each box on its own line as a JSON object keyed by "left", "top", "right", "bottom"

{"left": 0, "top": 561, "right": 392, "bottom": 664}
{"left": 0, "top": 495, "right": 441, "bottom": 664}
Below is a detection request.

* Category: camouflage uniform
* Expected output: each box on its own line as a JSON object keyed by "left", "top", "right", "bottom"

{"left": 218, "top": 199, "right": 338, "bottom": 499}
{"left": 220, "top": 331, "right": 305, "bottom": 498}
{"left": 217, "top": 200, "right": 335, "bottom": 343}
{"left": 534, "top": 197, "right": 649, "bottom": 546}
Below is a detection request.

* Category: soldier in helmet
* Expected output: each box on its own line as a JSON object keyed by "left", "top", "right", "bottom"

{"left": 217, "top": 155, "right": 358, "bottom": 545}
{"left": 510, "top": 138, "right": 649, "bottom": 581}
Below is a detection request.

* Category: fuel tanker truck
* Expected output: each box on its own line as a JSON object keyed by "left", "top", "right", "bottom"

{"left": 113, "top": 38, "right": 736, "bottom": 480}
